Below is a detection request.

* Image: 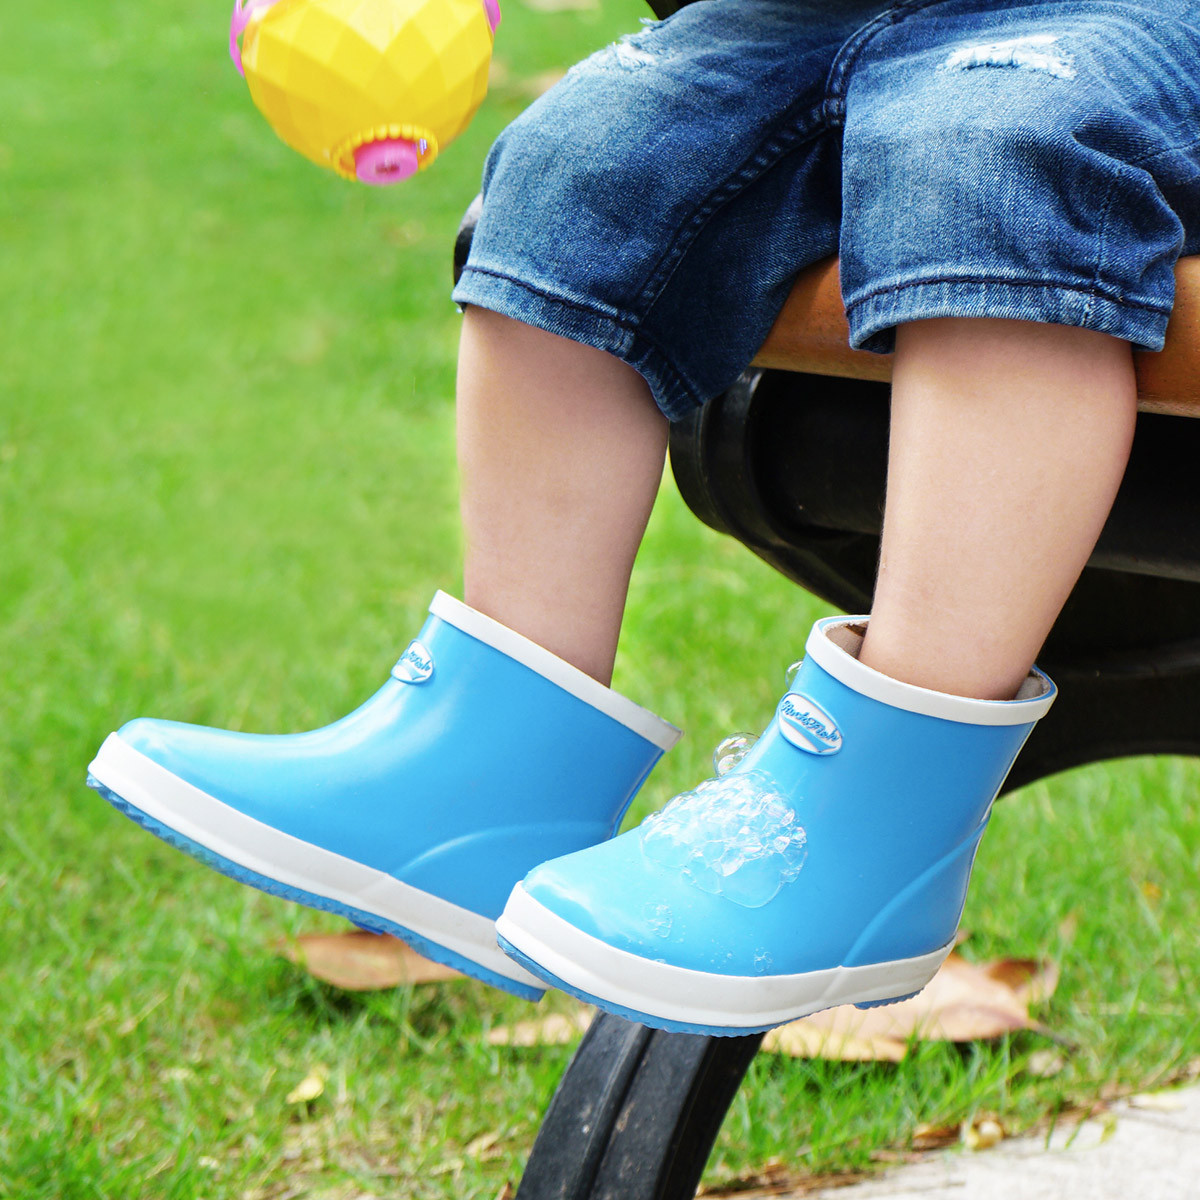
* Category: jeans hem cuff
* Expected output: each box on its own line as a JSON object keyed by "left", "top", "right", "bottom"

{"left": 844, "top": 277, "right": 1171, "bottom": 354}
{"left": 452, "top": 267, "right": 705, "bottom": 420}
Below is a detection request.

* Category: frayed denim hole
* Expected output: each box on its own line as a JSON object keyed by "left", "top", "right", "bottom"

{"left": 938, "top": 34, "right": 1076, "bottom": 80}
{"left": 570, "top": 24, "right": 671, "bottom": 74}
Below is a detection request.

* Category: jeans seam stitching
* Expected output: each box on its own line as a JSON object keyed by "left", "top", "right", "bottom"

{"left": 845, "top": 274, "right": 1172, "bottom": 316}
{"left": 823, "top": 0, "right": 952, "bottom": 113}
{"left": 1087, "top": 177, "right": 1123, "bottom": 327}
{"left": 457, "top": 266, "right": 641, "bottom": 330}
{"left": 1126, "top": 133, "right": 1200, "bottom": 168}
{"left": 1088, "top": 136, "right": 1200, "bottom": 322}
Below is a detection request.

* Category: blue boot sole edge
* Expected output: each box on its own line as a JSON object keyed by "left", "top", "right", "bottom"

{"left": 496, "top": 935, "right": 929, "bottom": 1037}
{"left": 87, "top": 774, "right": 544, "bottom": 1002}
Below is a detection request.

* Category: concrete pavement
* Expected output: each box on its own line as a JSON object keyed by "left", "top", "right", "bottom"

{"left": 806, "top": 1086, "right": 1200, "bottom": 1199}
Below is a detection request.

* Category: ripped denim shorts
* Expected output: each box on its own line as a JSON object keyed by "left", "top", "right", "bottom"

{"left": 452, "top": 0, "right": 1200, "bottom": 420}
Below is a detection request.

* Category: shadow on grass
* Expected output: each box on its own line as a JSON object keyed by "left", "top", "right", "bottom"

{"left": 251, "top": 954, "right": 509, "bottom": 1048}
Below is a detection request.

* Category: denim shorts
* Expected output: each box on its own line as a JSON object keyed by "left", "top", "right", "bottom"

{"left": 452, "top": 0, "right": 1200, "bottom": 420}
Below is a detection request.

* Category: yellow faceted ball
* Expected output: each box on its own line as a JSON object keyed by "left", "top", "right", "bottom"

{"left": 232, "top": 0, "right": 498, "bottom": 184}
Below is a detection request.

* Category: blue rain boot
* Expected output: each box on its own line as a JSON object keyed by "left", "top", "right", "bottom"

{"left": 496, "top": 614, "right": 1055, "bottom": 1030}
{"left": 87, "top": 592, "right": 679, "bottom": 999}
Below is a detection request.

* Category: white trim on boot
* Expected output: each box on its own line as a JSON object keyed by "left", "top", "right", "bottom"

{"left": 807, "top": 616, "right": 1057, "bottom": 725}
{"left": 431, "top": 591, "right": 682, "bottom": 750}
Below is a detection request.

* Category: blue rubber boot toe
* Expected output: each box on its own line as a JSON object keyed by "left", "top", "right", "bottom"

{"left": 497, "top": 615, "right": 1055, "bottom": 1029}
{"left": 88, "top": 592, "right": 680, "bottom": 998}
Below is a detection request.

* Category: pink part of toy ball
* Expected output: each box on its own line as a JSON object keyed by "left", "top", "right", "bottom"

{"left": 355, "top": 139, "right": 422, "bottom": 186}
{"left": 483, "top": 0, "right": 502, "bottom": 34}
{"left": 229, "top": 0, "right": 280, "bottom": 76}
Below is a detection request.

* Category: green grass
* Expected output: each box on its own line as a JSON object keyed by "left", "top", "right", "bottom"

{"left": 2, "top": 1, "right": 1199, "bottom": 1197}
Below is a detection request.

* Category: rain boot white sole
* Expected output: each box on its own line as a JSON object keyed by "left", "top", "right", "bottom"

{"left": 90, "top": 733, "right": 546, "bottom": 997}
{"left": 497, "top": 882, "right": 954, "bottom": 1034}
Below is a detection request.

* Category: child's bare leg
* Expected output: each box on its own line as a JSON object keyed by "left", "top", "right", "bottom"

{"left": 860, "top": 318, "right": 1138, "bottom": 701}
{"left": 457, "top": 308, "right": 668, "bottom": 685}
{"left": 499, "top": 318, "right": 1085, "bottom": 1031}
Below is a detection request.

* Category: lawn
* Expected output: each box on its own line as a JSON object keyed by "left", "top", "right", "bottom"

{"left": 1, "top": 1, "right": 1198, "bottom": 1197}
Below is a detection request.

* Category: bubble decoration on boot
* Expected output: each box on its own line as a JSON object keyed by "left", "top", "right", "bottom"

{"left": 639, "top": 771, "right": 808, "bottom": 908}
{"left": 712, "top": 732, "right": 757, "bottom": 776}
{"left": 785, "top": 659, "right": 805, "bottom": 687}
{"left": 642, "top": 900, "right": 673, "bottom": 937}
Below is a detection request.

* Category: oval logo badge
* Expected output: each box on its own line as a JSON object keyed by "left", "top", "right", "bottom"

{"left": 776, "top": 693, "right": 842, "bottom": 755}
{"left": 392, "top": 640, "right": 434, "bottom": 684}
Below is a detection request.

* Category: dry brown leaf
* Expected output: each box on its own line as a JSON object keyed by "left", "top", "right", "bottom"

{"left": 285, "top": 1069, "right": 326, "bottom": 1105}
{"left": 869, "top": 1149, "right": 923, "bottom": 1165}
{"left": 962, "top": 1116, "right": 1005, "bottom": 1150}
{"left": 1025, "top": 1048, "right": 1067, "bottom": 1078}
{"left": 487, "top": 1005, "right": 594, "bottom": 1047}
{"left": 1130, "top": 1090, "right": 1187, "bottom": 1112}
{"left": 983, "top": 956, "right": 1059, "bottom": 1007}
{"left": 494, "top": 1186, "right": 515, "bottom": 1200}
{"left": 700, "top": 1159, "right": 791, "bottom": 1197}
{"left": 277, "top": 931, "right": 461, "bottom": 990}
{"left": 762, "top": 951, "right": 1058, "bottom": 1062}
{"left": 911, "top": 1121, "right": 960, "bottom": 1151}
{"left": 465, "top": 1129, "right": 503, "bottom": 1159}
{"left": 764, "top": 1018, "right": 906, "bottom": 1062}
{"left": 699, "top": 1159, "right": 870, "bottom": 1198}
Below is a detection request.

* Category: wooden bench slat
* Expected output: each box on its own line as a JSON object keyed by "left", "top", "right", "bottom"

{"left": 753, "top": 257, "right": 1200, "bottom": 416}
